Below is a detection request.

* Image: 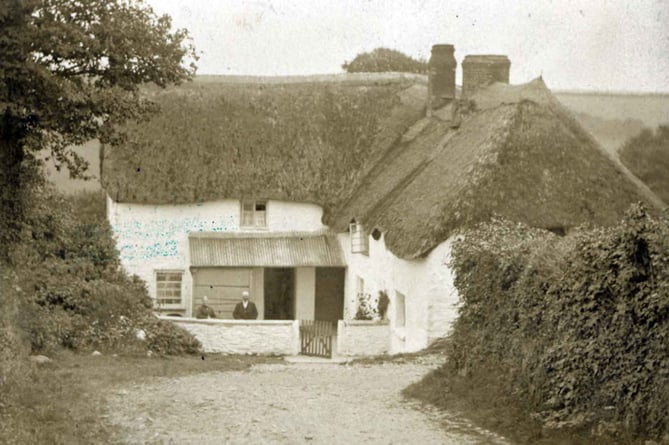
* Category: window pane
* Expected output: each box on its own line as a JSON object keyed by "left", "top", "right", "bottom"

{"left": 255, "top": 202, "right": 266, "bottom": 211}
{"left": 254, "top": 212, "right": 266, "bottom": 227}
{"left": 242, "top": 210, "right": 254, "bottom": 226}
{"left": 156, "top": 271, "right": 182, "bottom": 305}
{"left": 242, "top": 201, "right": 254, "bottom": 211}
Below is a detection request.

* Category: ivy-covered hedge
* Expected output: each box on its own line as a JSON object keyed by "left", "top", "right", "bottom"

{"left": 12, "top": 187, "right": 201, "bottom": 355}
{"left": 447, "top": 204, "right": 669, "bottom": 440}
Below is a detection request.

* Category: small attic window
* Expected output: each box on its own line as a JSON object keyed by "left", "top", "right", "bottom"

{"left": 349, "top": 221, "right": 369, "bottom": 255}
{"left": 241, "top": 200, "right": 267, "bottom": 228}
{"left": 371, "top": 228, "right": 382, "bottom": 241}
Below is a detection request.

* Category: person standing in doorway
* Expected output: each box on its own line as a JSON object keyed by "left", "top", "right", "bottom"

{"left": 233, "top": 291, "right": 258, "bottom": 320}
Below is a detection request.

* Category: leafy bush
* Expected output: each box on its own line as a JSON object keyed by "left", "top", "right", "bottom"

{"left": 13, "top": 187, "right": 201, "bottom": 355}
{"left": 342, "top": 47, "right": 427, "bottom": 74}
{"left": 619, "top": 125, "right": 669, "bottom": 205}
{"left": 447, "top": 204, "right": 669, "bottom": 440}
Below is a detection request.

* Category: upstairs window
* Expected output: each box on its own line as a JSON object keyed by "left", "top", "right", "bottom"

{"left": 241, "top": 200, "right": 267, "bottom": 228}
{"left": 156, "top": 271, "right": 183, "bottom": 307}
{"left": 349, "top": 221, "right": 368, "bottom": 255}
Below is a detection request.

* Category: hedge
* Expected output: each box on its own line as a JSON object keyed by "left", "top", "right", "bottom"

{"left": 447, "top": 204, "right": 669, "bottom": 440}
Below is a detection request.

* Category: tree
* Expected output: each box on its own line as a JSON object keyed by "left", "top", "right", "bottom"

{"left": 342, "top": 48, "right": 427, "bottom": 74}
{"left": 0, "top": 0, "right": 197, "bottom": 260}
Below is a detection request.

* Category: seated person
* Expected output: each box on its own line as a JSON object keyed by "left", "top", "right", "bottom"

{"left": 195, "top": 296, "right": 217, "bottom": 319}
{"left": 232, "top": 291, "right": 258, "bottom": 320}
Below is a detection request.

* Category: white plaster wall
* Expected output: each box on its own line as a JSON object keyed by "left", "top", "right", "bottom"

{"left": 162, "top": 317, "right": 300, "bottom": 355}
{"left": 107, "top": 196, "right": 327, "bottom": 315}
{"left": 294, "top": 267, "right": 316, "bottom": 320}
{"left": 338, "top": 233, "right": 460, "bottom": 354}
{"left": 267, "top": 201, "right": 326, "bottom": 232}
{"left": 337, "top": 320, "right": 390, "bottom": 356}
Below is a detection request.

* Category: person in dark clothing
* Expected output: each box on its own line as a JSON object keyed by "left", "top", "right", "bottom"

{"left": 233, "top": 291, "right": 258, "bottom": 320}
{"left": 195, "top": 296, "right": 217, "bottom": 319}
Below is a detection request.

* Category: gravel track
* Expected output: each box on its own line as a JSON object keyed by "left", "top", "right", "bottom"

{"left": 106, "top": 356, "right": 511, "bottom": 445}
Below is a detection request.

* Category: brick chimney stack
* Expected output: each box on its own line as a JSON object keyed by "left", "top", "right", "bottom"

{"left": 427, "top": 44, "right": 457, "bottom": 114}
{"left": 461, "top": 55, "right": 511, "bottom": 97}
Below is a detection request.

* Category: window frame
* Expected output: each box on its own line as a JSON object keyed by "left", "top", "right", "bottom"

{"left": 349, "top": 221, "right": 369, "bottom": 255}
{"left": 155, "top": 270, "right": 185, "bottom": 309}
{"left": 240, "top": 199, "right": 268, "bottom": 229}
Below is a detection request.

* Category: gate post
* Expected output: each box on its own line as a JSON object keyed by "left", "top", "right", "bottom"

{"left": 291, "top": 319, "right": 300, "bottom": 355}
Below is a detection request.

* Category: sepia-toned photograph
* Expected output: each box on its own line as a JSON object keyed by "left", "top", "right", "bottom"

{"left": 1, "top": 0, "right": 668, "bottom": 443}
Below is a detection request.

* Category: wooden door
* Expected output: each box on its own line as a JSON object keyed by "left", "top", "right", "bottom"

{"left": 315, "top": 268, "right": 345, "bottom": 322}
{"left": 193, "top": 268, "right": 252, "bottom": 319}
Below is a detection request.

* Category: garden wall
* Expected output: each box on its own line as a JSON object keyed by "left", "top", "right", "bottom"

{"left": 336, "top": 320, "right": 390, "bottom": 356}
{"left": 161, "top": 317, "right": 299, "bottom": 355}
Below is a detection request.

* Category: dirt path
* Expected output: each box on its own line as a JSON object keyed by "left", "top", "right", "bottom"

{"left": 105, "top": 356, "right": 511, "bottom": 444}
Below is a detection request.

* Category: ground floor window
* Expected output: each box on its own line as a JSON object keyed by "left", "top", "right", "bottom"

{"left": 156, "top": 270, "right": 184, "bottom": 307}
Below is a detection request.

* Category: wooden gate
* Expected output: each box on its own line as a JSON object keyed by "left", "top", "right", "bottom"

{"left": 299, "top": 320, "right": 336, "bottom": 358}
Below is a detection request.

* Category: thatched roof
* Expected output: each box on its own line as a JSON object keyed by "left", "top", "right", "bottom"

{"left": 102, "top": 75, "right": 663, "bottom": 259}
{"left": 102, "top": 74, "right": 425, "bottom": 213}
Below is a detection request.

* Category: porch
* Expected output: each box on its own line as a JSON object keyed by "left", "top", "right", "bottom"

{"left": 188, "top": 231, "right": 346, "bottom": 322}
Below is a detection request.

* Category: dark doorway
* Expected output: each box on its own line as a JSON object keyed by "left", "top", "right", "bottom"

{"left": 315, "top": 268, "right": 345, "bottom": 322}
{"left": 264, "top": 268, "right": 295, "bottom": 320}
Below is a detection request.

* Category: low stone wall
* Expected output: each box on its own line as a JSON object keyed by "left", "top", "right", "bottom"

{"left": 337, "top": 320, "right": 390, "bottom": 356}
{"left": 161, "top": 317, "right": 299, "bottom": 355}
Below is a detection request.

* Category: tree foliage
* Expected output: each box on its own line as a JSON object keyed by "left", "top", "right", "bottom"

{"left": 342, "top": 47, "right": 427, "bottom": 74}
{"left": 619, "top": 125, "right": 669, "bottom": 205}
{"left": 0, "top": 0, "right": 196, "bottom": 256}
{"left": 447, "top": 204, "right": 669, "bottom": 440}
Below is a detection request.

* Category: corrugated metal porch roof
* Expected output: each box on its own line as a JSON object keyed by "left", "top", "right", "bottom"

{"left": 189, "top": 232, "right": 346, "bottom": 267}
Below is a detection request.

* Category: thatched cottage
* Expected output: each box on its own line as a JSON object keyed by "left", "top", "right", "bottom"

{"left": 102, "top": 44, "right": 661, "bottom": 355}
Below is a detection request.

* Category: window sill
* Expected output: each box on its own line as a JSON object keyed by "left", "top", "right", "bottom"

{"left": 155, "top": 304, "right": 185, "bottom": 310}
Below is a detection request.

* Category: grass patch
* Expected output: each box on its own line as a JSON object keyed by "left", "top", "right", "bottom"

{"left": 0, "top": 351, "right": 281, "bottom": 444}
{"left": 403, "top": 365, "right": 644, "bottom": 445}
{"left": 347, "top": 338, "right": 450, "bottom": 365}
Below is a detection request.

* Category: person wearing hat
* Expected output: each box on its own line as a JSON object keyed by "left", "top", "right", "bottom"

{"left": 195, "top": 296, "right": 217, "bottom": 319}
{"left": 233, "top": 290, "right": 258, "bottom": 320}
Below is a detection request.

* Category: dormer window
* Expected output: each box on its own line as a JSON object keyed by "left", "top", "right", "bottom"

{"left": 241, "top": 200, "right": 267, "bottom": 228}
{"left": 349, "top": 221, "right": 368, "bottom": 255}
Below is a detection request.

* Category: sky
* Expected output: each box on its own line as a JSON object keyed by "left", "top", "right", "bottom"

{"left": 150, "top": 0, "right": 669, "bottom": 93}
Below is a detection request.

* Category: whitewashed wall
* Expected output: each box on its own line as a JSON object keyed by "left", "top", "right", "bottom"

{"left": 338, "top": 233, "right": 460, "bottom": 354}
{"left": 162, "top": 317, "right": 300, "bottom": 355}
{"left": 337, "top": 320, "right": 390, "bottom": 356}
{"left": 107, "top": 196, "right": 327, "bottom": 315}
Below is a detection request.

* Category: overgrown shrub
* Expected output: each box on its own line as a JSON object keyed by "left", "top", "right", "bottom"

{"left": 12, "top": 186, "right": 201, "bottom": 355}
{"left": 447, "top": 204, "right": 669, "bottom": 440}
